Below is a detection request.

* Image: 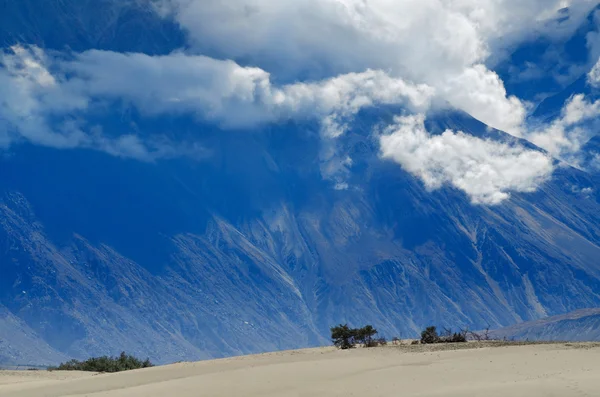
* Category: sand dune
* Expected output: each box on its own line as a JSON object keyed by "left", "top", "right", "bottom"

{"left": 2, "top": 342, "right": 600, "bottom": 397}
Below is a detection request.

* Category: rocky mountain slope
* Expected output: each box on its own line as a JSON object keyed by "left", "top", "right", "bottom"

{"left": 2, "top": 113, "right": 600, "bottom": 364}
{"left": 0, "top": 305, "right": 67, "bottom": 366}
{"left": 1, "top": 1, "right": 600, "bottom": 365}
{"left": 490, "top": 309, "right": 600, "bottom": 341}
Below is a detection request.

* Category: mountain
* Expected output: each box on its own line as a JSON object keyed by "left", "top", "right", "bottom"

{"left": 2, "top": 1, "right": 600, "bottom": 365}
{"left": 2, "top": 111, "right": 600, "bottom": 364}
{"left": 0, "top": 0, "right": 185, "bottom": 53}
{"left": 582, "top": 135, "right": 600, "bottom": 172}
{"left": 490, "top": 308, "right": 600, "bottom": 341}
{"left": 0, "top": 305, "right": 67, "bottom": 366}
{"left": 498, "top": 4, "right": 600, "bottom": 109}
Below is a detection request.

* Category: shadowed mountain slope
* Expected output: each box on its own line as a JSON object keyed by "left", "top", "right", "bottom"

{"left": 2, "top": 0, "right": 600, "bottom": 365}
{"left": 490, "top": 309, "right": 600, "bottom": 341}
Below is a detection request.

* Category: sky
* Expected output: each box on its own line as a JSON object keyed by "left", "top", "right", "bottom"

{"left": 1, "top": 0, "right": 600, "bottom": 204}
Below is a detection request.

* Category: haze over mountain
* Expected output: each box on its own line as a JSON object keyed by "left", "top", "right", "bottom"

{"left": 1, "top": 0, "right": 600, "bottom": 365}
{"left": 490, "top": 308, "right": 600, "bottom": 341}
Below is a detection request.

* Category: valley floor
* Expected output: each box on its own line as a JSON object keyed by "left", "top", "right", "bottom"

{"left": 1, "top": 342, "right": 600, "bottom": 397}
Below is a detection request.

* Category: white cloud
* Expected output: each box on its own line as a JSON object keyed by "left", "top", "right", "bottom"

{"left": 0, "top": 44, "right": 586, "bottom": 198}
{"left": 528, "top": 94, "right": 600, "bottom": 160}
{"left": 0, "top": 46, "right": 203, "bottom": 161}
{"left": 522, "top": 59, "right": 600, "bottom": 164}
{"left": 4, "top": 0, "right": 599, "bottom": 201}
{"left": 591, "top": 153, "right": 600, "bottom": 170}
{"left": 1, "top": 45, "right": 432, "bottom": 167}
{"left": 379, "top": 114, "right": 554, "bottom": 205}
{"left": 441, "top": 65, "right": 527, "bottom": 136}
{"left": 63, "top": 50, "right": 433, "bottom": 134}
{"left": 0, "top": 45, "right": 88, "bottom": 149}
{"left": 588, "top": 56, "right": 600, "bottom": 87}
{"left": 157, "top": 0, "right": 597, "bottom": 135}
{"left": 65, "top": 50, "right": 433, "bottom": 182}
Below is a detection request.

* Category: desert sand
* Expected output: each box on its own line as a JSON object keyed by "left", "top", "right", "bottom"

{"left": 2, "top": 342, "right": 600, "bottom": 397}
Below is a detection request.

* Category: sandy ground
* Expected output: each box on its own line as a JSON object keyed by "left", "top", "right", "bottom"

{"left": 2, "top": 342, "right": 600, "bottom": 397}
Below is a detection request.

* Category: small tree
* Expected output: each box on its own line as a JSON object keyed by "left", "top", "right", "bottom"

{"left": 356, "top": 325, "right": 378, "bottom": 347}
{"left": 420, "top": 326, "right": 439, "bottom": 344}
{"left": 331, "top": 324, "right": 356, "bottom": 349}
{"left": 450, "top": 332, "right": 467, "bottom": 343}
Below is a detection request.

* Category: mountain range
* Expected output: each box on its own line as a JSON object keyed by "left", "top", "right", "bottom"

{"left": 1, "top": 0, "right": 600, "bottom": 366}
{"left": 490, "top": 308, "right": 600, "bottom": 341}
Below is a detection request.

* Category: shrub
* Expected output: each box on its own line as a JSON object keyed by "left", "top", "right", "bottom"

{"left": 420, "top": 326, "right": 440, "bottom": 344}
{"left": 331, "top": 324, "right": 357, "bottom": 349}
{"left": 448, "top": 332, "right": 467, "bottom": 343}
{"left": 330, "top": 324, "right": 381, "bottom": 349}
{"left": 48, "top": 352, "right": 153, "bottom": 373}
{"left": 356, "top": 325, "right": 378, "bottom": 347}
{"left": 420, "top": 326, "right": 467, "bottom": 344}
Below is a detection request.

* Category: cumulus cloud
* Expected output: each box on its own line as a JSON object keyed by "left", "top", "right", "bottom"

{"left": 0, "top": 45, "right": 88, "bottom": 149}
{"left": 66, "top": 50, "right": 432, "bottom": 182}
{"left": 379, "top": 114, "right": 555, "bottom": 205}
{"left": 591, "top": 153, "right": 600, "bottom": 170}
{"left": 1, "top": 45, "right": 432, "bottom": 166}
{"left": 63, "top": 50, "right": 433, "bottom": 135}
{"left": 520, "top": 57, "right": 600, "bottom": 166}
{"left": 528, "top": 94, "right": 600, "bottom": 160}
{"left": 4, "top": 0, "right": 599, "bottom": 202}
{"left": 0, "top": 46, "right": 204, "bottom": 161}
{"left": 0, "top": 44, "right": 589, "bottom": 198}
{"left": 442, "top": 65, "right": 527, "bottom": 136}
{"left": 588, "top": 56, "right": 600, "bottom": 87}
{"left": 157, "top": 0, "right": 597, "bottom": 134}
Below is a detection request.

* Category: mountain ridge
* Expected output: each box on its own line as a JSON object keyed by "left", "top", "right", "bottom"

{"left": 490, "top": 308, "right": 600, "bottom": 341}
{"left": 2, "top": 0, "right": 600, "bottom": 365}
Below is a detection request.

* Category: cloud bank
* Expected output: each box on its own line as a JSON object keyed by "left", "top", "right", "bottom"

{"left": 0, "top": 45, "right": 431, "bottom": 161}
{"left": 64, "top": 50, "right": 433, "bottom": 135}
{"left": 3, "top": 1, "right": 600, "bottom": 204}
{"left": 0, "top": 46, "right": 207, "bottom": 161}
{"left": 529, "top": 94, "right": 600, "bottom": 160}
{"left": 379, "top": 115, "right": 555, "bottom": 205}
{"left": 158, "top": 0, "right": 597, "bottom": 135}
{"left": 524, "top": 57, "right": 600, "bottom": 164}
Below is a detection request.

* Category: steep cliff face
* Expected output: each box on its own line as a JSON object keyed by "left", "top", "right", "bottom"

{"left": 2, "top": 1, "right": 600, "bottom": 365}
{"left": 2, "top": 117, "right": 600, "bottom": 364}
{"left": 0, "top": 305, "right": 67, "bottom": 366}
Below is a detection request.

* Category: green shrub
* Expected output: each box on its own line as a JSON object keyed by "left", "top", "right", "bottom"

{"left": 331, "top": 324, "right": 381, "bottom": 349}
{"left": 331, "top": 324, "right": 357, "bottom": 349}
{"left": 420, "top": 326, "right": 467, "bottom": 344}
{"left": 420, "top": 326, "right": 440, "bottom": 344}
{"left": 356, "top": 325, "right": 378, "bottom": 347}
{"left": 447, "top": 332, "right": 467, "bottom": 343}
{"left": 48, "top": 352, "right": 153, "bottom": 373}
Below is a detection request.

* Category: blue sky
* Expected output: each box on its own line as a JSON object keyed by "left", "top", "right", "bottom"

{"left": 1, "top": 0, "right": 600, "bottom": 204}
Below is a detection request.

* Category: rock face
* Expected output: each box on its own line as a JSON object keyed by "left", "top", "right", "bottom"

{"left": 0, "top": 305, "right": 67, "bottom": 366}
{"left": 1, "top": 1, "right": 600, "bottom": 365}
{"left": 490, "top": 309, "right": 600, "bottom": 342}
